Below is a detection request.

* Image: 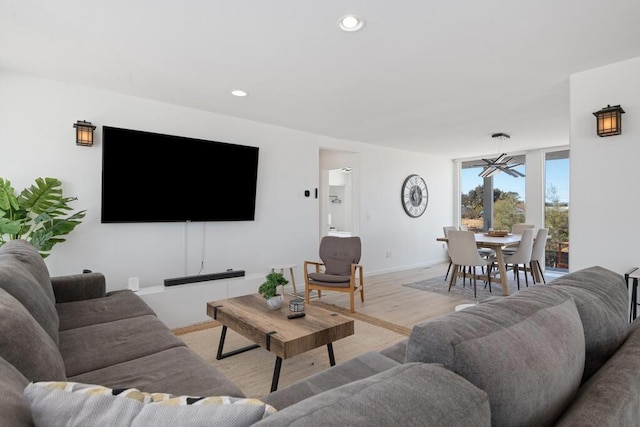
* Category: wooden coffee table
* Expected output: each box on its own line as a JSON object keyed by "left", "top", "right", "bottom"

{"left": 206, "top": 294, "right": 354, "bottom": 392}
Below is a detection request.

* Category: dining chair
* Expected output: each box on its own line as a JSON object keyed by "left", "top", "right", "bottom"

{"left": 443, "top": 226, "right": 458, "bottom": 281}
{"left": 491, "top": 228, "right": 535, "bottom": 290}
{"left": 503, "top": 223, "right": 536, "bottom": 257}
{"left": 511, "top": 223, "right": 535, "bottom": 235}
{"left": 529, "top": 228, "right": 549, "bottom": 284}
{"left": 447, "top": 230, "right": 492, "bottom": 298}
{"left": 304, "top": 236, "right": 364, "bottom": 313}
{"left": 460, "top": 224, "right": 494, "bottom": 260}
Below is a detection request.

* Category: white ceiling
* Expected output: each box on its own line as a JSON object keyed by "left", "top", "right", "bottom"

{"left": 2, "top": 0, "right": 640, "bottom": 159}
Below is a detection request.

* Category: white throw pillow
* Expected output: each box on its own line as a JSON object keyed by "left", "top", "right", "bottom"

{"left": 24, "top": 381, "right": 276, "bottom": 427}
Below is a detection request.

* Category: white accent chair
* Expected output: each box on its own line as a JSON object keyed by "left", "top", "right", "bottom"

{"left": 460, "top": 224, "right": 494, "bottom": 259}
{"left": 447, "top": 230, "right": 492, "bottom": 298}
{"left": 443, "top": 226, "right": 458, "bottom": 281}
{"left": 530, "top": 228, "right": 549, "bottom": 284}
{"left": 503, "top": 223, "right": 535, "bottom": 257}
{"left": 491, "top": 228, "right": 535, "bottom": 290}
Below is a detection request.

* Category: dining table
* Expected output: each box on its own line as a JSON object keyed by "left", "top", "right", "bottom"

{"left": 437, "top": 232, "right": 522, "bottom": 296}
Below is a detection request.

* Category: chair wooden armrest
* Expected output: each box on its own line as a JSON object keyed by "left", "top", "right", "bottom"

{"left": 304, "top": 260, "right": 324, "bottom": 273}
{"left": 351, "top": 264, "right": 364, "bottom": 288}
{"left": 351, "top": 264, "right": 364, "bottom": 276}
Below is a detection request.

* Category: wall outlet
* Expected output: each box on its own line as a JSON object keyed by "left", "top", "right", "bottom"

{"left": 385, "top": 251, "right": 392, "bottom": 258}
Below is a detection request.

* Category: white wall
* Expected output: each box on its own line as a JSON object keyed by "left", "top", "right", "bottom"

{"left": 0, "top": 71, "right": 452, "bottom": 291}
{"left": 570, "top": 56, "right": 640, "bottom": 273}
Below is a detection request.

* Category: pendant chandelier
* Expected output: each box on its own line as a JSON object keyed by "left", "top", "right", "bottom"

{"left": 477, "top": 133, "right": 525, "bottom": 178}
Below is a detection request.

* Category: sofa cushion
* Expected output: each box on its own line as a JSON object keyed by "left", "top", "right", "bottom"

{"left": 68, "top": 346, "right": 245, "bottom": 398}
{"left": 0, "top": 248, "right": 59, "bottom": 345}
{"left": 24, "top": 381, "right": 276, "bottom": 427}
{"left": 0, "top": 288, "right": 66, "bottom": 381}
{"left": 0, "top": 356, "right": 32, "bottom": 427}
{"left": 263, "top": 351, "right": 400, "bottom": 410}
{"left": 254, "top": 363, "right": 491, "bottom": 426}
{"left": 548, "top": 265, "right": 630, "bottom": 382}
{"left": 56, "top": 290, "right": 156, "bottom": 331}
{"left": 59, "top": 315, "right": 186, "bottom": 377}
{"left": 555, "top": 318, "right": 640, "bottom": 426}
{"left": 405, "top": 288, "right": 585, "bottom": 426}
{"left": 378, "top": 337, "right": 408, "bottom": 363}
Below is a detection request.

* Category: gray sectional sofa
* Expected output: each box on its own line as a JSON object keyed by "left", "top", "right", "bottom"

{"left": 257, "top": 265, "right": 640, "bottom": 426}
{"left": 0, "top": 240, "right": 245, "bottom": 426}
{"left": 2, "top": 239, "right": 640, "bottom": 426}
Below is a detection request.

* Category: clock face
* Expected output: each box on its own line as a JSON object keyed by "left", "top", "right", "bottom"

{"left": 401, "top": 174, "right": 428, "bottom": 218}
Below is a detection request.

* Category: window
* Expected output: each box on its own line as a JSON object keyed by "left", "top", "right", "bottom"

{"left": 544, "top": 150, "right": 570, "bottom": 271}
{"left": 460, "top": 155, "right": 526, "bottom": 232}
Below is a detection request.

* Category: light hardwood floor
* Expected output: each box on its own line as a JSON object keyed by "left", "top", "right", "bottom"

{"left": 302, "top": 261, "right": 472, "bottom": 329}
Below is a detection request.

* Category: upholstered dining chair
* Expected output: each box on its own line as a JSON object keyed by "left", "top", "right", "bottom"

{"left": 443, "top": 226, "right": 458, "bottom": 281}
{"left": 460, "top": 224, "right": 494, "bottom": 260}
{"left": 304, "top": 236, "right": 364, "bottom": 313}
{"left": 529, "top": 228, "right": 549, "bottom": 284}
{"left": 503, "top": 223, "right": 535, "bottom": 257}
{"left": 511, "top": 223, "right": 535, "bottom": 235}
{"left": 447, "top": 230, "right": 492, "bottom": 298}
{"left": 491, "top": 228, "right": 535, "bottom": 290}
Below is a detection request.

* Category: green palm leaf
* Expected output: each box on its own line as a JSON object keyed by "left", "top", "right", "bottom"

{"left": 0, "top": 177, "right": 85, "bottom": 257}
{"left": 18, "top": 177, "right": 64, "bottom": 214}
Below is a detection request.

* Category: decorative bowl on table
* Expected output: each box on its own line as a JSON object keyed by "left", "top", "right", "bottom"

{"left": 487, "top": 230, "right": 509, "bottom": 237}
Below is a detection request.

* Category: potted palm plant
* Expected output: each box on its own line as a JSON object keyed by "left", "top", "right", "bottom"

{"left": 258, "top": 271, "right": 289, "bottom": 310}
{"left": 0, "top": 177, "right": 86, "bottom": 258}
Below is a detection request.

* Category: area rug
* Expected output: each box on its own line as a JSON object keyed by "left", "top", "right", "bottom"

{"left": 176, "top": 318, "right": 407, "bottom": 399}
{"left": 403, "top": 272, "right": 542, "bottom": 302}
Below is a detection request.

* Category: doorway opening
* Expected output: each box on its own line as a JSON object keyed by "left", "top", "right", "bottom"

{"left": 319, "top": 149, "right": 360, "bottom": 240}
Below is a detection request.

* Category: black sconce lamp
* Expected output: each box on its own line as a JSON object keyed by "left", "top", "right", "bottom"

{"left": 593, "top": 105, "right": 625, "bottom": 137}
{"left": 73, "top": 120, "right": 96, "bottom": 146}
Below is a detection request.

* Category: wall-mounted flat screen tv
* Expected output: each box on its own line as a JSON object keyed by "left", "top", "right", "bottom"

{"left": 101, "top": 126, "right": 259, "bottom": 223}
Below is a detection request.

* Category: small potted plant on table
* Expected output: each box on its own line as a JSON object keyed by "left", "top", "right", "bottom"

{"left": 258, "top": 271, "right": 289, "bottom": 310}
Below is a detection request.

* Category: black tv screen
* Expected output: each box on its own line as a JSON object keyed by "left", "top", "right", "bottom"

{"left": 101, "top": 126, "right": 259, "bottom": 223}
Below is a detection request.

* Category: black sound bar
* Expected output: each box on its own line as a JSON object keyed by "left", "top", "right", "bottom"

{"left": 164, "top": 270, "right": 246, "bottom": 287}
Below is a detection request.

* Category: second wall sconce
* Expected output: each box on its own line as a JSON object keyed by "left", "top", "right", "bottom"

{"left": 593, "top": 105, "right": 625, "bottom": 137}
{"left": 73, "top": 120, "right": 96, "bottom": 146}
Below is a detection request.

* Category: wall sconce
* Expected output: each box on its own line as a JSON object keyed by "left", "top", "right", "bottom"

{"left": 593, "top": 105, "right": 625, "bottom": 137}
{"left": 73, "top": 120, "right": 96, "bottom": 146}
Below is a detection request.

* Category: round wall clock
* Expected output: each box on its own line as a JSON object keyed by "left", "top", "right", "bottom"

{"left": 401, "top": 174, "right": 428, "bottom": 218}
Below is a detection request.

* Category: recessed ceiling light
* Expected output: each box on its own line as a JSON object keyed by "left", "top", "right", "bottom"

{"left": 231, "top": 90, "right": 248, "bottom": 97}
{"left": 338, "top": 15, "right": 365, "bottom": 32}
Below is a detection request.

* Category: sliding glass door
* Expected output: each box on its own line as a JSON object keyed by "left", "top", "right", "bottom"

{"left": 544, "top": 149, "right": 570, "bottom": 271}
{"left": 458, "top": 148, "right": 569, "bottom": 272}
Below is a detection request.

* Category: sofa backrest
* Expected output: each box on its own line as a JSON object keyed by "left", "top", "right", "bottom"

{"left": 405, "top": 284, "right": 586, "bottom": 426}
{"left": 0, "top": 240, "right": 59, "bottom": 344}
{"left": 555, "top": 318, "right": 640, "bottom": 426}
{"left": 0, "top": 355, "right": 32, "bottom": 426}
{"left": 0, "top": 240, "right": 55, "bottom": 303}
{"left": 547, "top": 265, "right": 630, "bottom": 382}
{"left": 0, "top": 287, "right": 66, "bottom": 382}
